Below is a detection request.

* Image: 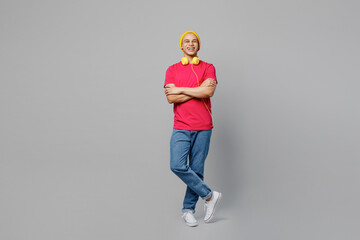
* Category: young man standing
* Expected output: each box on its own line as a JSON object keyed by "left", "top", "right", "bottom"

{"left": 164, "top": 31, "right": 222, "bottom": 227}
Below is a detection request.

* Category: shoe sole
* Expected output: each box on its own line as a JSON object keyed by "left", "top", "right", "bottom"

{"left": 185, "top": 222, "right": 199, "bottom": 227}
{"left": 204, "top": 192, "right": 222, "bottom": 223}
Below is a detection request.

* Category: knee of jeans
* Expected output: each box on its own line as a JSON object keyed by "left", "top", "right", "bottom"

{"left": 170, "top": 164, "right": 188, "bottom": 174}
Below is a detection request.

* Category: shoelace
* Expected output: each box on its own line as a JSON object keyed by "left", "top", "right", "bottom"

{"left": 183, "top": 212, "right": 191, "bottom": 218}
{"left": 183, "top": 212, "right": 195, "bottom": 221}
{"left": 204, "top": 194, "right": 214, "bottom": 212}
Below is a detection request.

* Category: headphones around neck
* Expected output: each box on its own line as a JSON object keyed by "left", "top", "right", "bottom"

{"left": 181, "top": 56, "right": 200, "bottom": 65}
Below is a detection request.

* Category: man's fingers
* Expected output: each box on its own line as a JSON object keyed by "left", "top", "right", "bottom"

{"left": 165, "top": 84, "right": 175, "bottom": 88}
{"left": 165, "top": 89, "right": 172, "bottom": 95}
{"left": 200, "top": 79, "right": 216, "bottom": 87}
{"left": 205, "top": 81, "right": 216, "bottom": 87}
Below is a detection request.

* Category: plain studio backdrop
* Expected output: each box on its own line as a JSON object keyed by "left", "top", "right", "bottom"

{"left": 1, "top": 0, "right": 359, "bottom": 239}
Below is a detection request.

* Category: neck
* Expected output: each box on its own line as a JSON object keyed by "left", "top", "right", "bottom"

{"left": 184, "top": 53, "right": 198, "bottom": 64}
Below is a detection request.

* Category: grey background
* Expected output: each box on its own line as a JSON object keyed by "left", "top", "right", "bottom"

{"left": 1, "top": 0, "right": 359, "bottom": 239}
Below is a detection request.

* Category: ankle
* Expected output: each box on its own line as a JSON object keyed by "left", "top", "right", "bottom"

{"left": 205, "top": 194, "right": 213, "bottom": 201}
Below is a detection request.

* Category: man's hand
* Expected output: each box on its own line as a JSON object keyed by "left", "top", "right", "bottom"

{"left": 164, "top": 84, "right": 193, "bottom": 104}
{"left": 200, "top": 78, "right": 217, "bottom": 87}
{"left": 165, "top": 84, "right": 182, "bottom": 95}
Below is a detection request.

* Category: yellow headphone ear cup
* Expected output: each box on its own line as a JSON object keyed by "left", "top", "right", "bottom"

{"left": 181, "top": 57, "right": 189, "bottom": 65}
{"left": 192, "top": 57, "right": 200, "bottom": 65}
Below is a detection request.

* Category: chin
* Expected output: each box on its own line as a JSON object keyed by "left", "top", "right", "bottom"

{"left": 185, "top": 52, "right": 198, "bottom": 57}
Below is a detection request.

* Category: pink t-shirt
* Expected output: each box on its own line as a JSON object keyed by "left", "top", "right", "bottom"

{"left": 164, "top": 61, "right": 217, "bottom": 130}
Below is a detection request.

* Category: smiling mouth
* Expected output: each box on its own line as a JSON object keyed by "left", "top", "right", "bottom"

{"left": 187, "top": 47, "right": 195, "bottom": 51}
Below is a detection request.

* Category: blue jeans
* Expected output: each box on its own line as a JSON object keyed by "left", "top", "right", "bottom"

{"left": 170, "top": 129, "right": 213, "bottom": 213}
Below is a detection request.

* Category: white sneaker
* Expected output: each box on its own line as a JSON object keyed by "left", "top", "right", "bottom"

{"left": 204, "top": 191, "right": 222, "bottom": 223}
{"left": 182, "top": 211, "right": 198, "bottom": 227}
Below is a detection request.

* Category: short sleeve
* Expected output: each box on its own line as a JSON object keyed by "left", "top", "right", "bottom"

{"left": 204, "top": 64, "right": 217, "bottom": 83}
{"left": 164, "top": 66, "right": 175, "bottom": 87}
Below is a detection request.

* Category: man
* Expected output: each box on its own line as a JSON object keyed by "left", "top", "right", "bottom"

{"left": 164, "top": 30, "right": 222, "bottom": 227}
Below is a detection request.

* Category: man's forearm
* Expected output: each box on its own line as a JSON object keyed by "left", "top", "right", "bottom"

{"left": 167, "top": 94, "right": 193, "bottom": 104}
{"left": 178, "top": 86, "right": 215, "bottom": 99}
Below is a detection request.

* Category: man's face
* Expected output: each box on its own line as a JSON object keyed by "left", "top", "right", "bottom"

{"left": 181, "top": 33, "right": 199, "bottom": 56}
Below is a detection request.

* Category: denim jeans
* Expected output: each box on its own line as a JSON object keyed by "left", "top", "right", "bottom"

{"left": 170, "top": 129, "right": 213, "bottom": 213}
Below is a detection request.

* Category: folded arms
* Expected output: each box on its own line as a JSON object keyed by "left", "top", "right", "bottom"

{"left": 164, "top": 78, "right": 217, "bottom": 104}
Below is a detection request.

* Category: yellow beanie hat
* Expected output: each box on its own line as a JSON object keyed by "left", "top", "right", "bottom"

{"left": 179, "top": 31, "right": 201, "bottom": 51}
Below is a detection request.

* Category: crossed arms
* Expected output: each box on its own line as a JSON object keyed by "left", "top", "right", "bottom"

{"left": 164, "top": 78, "right": 217, "bottom": 104}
